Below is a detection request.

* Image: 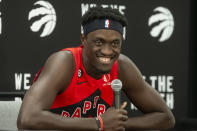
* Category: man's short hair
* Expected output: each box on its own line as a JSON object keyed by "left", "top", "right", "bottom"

{"left": 81, "top": 7, "right": 128, "bottom": 28}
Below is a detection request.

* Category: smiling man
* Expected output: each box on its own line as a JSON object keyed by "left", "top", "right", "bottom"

{"left": 17, "top": 7, "right": 175, "bottom": 131}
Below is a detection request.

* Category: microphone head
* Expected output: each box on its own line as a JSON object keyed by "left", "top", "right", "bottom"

{"left": 111, "top": 79, "right": 122, "bottom": 91}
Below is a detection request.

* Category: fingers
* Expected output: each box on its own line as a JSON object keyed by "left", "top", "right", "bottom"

{"left": 120, "top": 101, "right": 127, "bottom": 109}
{"left": 102, "top": 105, "right": 128, "bottom": 131}
{"left": 121, "top": 115, "right": 128, "bottom": 121}
{"left": 107, "top": 101, "right": 127, "bottom": 111}
{"left": 119, "top": 109, "right": 128, "bottom": 116}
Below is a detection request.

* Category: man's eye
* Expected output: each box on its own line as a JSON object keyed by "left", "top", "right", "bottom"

{"left": 95, "top": 40, "right": 103, "bottom": 46}
{"left": 112, "top": 41, "right": 120, "bottom": 47}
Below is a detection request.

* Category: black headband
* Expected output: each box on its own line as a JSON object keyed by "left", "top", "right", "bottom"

{"left": 83, "top": 19, "right": 123, "bottom": 36}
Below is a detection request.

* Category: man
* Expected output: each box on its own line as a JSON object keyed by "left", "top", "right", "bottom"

{"left": 17, "top": 7, "right": 175, "bottom": 131}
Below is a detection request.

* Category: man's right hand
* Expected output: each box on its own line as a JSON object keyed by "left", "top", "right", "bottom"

{"left": 101, "top": 102, "right": 128, "bottom": 131}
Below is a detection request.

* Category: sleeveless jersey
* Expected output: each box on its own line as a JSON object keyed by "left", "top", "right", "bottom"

{"left": 34, "top": 46, "right": 118, "bottom": 118}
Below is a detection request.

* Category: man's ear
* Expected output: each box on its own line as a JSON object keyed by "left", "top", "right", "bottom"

{"left": 80, "top": 34, "right": 86, "bottom": 46}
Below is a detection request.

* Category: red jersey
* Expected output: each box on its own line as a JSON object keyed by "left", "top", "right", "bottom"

{"left": 34, "top": 46, "right": 118, "bottom": 118}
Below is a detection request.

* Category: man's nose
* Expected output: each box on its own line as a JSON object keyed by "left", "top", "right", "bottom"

{"left": 100, "top": 44, "right": 113, "bottom": 56}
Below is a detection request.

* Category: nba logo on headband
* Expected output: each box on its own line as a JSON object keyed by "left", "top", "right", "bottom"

{"left": 105, "top": 19, "right": 110, "bottom": 28}
{"left": 83, "top": 19, "right": 123, "bottom": 35}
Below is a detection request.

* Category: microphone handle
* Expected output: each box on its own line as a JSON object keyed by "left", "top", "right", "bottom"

{"left": 114, "top": 91, "right": 121, "bottom": 109}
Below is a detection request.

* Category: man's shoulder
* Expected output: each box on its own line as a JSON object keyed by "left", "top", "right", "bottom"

{"left": 117, "top": 54, "right": 130, "bottom": 76}
{"left": 44, "top": 50, "right": 75, "bottom": 72}
{"left": 118, "top": 54, "right": 132, "bottom": 65}
{"left": 49, "top": 50, "right": 74, "bottom": 62}
{"left": 117, "top": 54, "right": 139, "bottom": 77}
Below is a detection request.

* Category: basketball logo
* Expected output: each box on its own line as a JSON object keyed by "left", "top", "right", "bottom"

{"left": 28, "top": 0, "right": 56, "bottom": 37}
{"left": 103, "top": 74, "right": 110, "bottom": 82}
{"left": 148, "top": 7, "right": 174, "bottom": 42}
{"left": 105, "top": 19, "right": 110, "bottom": 28}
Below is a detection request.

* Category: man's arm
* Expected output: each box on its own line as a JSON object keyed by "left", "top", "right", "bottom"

{"left": 17, "top": 51, "right": 99, "bottom": 130}
{"left": 118, "top": 54, "right": 175, "bottom": 130}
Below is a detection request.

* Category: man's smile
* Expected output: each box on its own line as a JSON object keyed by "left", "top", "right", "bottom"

{"left": 98, "top": 57, "right": 112, "bottom": 64}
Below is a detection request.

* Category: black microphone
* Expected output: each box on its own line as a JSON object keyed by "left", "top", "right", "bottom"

{"left": 111, "top": 79, "right": 122, "bottom": 109}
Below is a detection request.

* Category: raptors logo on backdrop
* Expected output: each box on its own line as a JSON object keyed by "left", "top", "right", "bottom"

{"left": 28, "top": 0, "right": 56, "bottom": 37}
{"left": 148, "top": 6, "right": 174, "bottom": 42}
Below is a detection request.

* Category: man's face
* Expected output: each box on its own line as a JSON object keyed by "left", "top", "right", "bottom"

{"left": 82, "top": 29, "right": 122, "bottom": 74}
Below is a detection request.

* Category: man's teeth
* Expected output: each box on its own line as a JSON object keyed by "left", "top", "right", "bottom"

{"left": 99, "top": 57, "right": 111, "bottom": 63}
